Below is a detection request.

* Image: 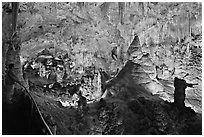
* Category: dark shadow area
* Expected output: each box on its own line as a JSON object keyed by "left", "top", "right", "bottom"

{"left": 2, "top": 89, "right": 45, "bottom": 135}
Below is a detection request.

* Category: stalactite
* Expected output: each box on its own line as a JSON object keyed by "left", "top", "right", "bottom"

{"left": 186, "top": 11, "right": 191, "bottom": 57}
{"left": 118, "top": 2, "right": 125, "bottom": 25}
{"left": 100, "top": 2, "right": 110, "bottom": 21}
{"left": 139, "top": 2, "right": 144, "bottom": 17}
{"left": 77, "top": 2, "right": 85, "bottom": 9}
{"left": 12, "top": 2, "right": 19, "bottom": 33}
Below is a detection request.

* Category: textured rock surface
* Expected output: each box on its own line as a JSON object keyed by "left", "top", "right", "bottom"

{"left": 2, "top": 2, "right": 202, "bottom": 135}
{"left": 126, "top": 34, "right": 201, "bottom": 113}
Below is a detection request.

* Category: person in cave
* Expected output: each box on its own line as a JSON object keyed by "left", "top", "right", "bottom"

{"left": 173, "top": 77, "right": 197, "bottom": 111}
